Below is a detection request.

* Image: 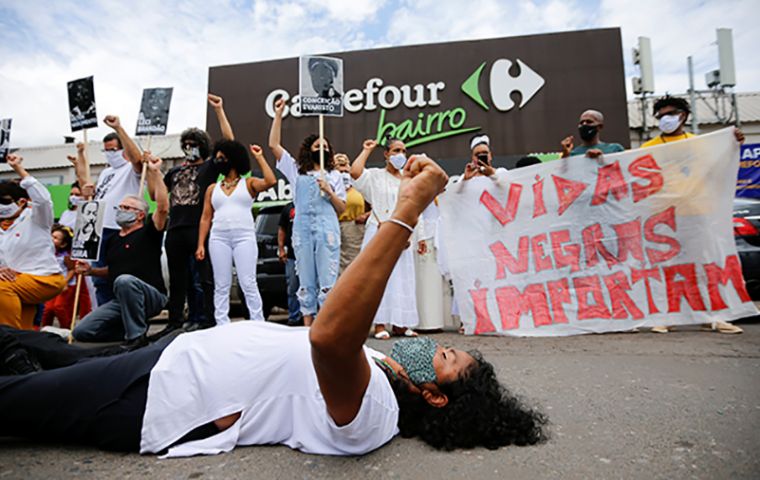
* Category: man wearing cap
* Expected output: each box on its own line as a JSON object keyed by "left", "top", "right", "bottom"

{"left": 560, "top": 110, "right": 624, "bottom": 159}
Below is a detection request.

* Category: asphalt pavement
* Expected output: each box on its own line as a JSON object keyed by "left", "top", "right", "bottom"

{"left": 1, "top": 320, "right": 759, "bottom": 480}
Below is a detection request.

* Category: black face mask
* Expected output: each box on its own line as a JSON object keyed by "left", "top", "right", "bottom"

{"left": 578, "top": 124, "right": 598, "bottom": 142}
{"left": 214, "top": 158, "right": 232, "bottom": 175}
{"left": 476, "top": 153, "right": 490, "bottom": 164}
{"left": 311, "top": 150, "right": 331, "bottom": 164}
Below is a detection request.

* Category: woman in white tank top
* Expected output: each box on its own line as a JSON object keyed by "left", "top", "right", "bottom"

{"left": 196, "top": 141, "right": 276, "bottom": 324}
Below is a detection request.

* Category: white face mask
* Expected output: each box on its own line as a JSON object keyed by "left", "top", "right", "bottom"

{"left": 0, "top": 202, "right": 20, "bottom": 219}
{"left": 340, "top": 172, "right": 352, "bottom": 190}
{"left": 389, "top": 153, "right": 407, "bottom": 171}
{"left": 104, "top": 149, "right": 127, "bottom": 168}
{"left": 658, "top": 114, "right": 682, "bottom": 135}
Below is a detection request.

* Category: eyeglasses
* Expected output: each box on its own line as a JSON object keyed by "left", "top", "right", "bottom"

{"left": 115, "top": 205, "right": 141, "bottom": 212}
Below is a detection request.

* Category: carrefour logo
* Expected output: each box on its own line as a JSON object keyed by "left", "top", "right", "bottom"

{"left": 264, "top": 58, "right": 544, "bottom": 147}
{"left": 461, "top": 59, "right": 545, "bottom": 111}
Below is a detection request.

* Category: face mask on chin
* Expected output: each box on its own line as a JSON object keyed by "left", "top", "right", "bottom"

{"left": 389, "top": 337, "right": 439, "bottom": 385}
{"left": 104, "top": 149, "right": 127, "bottom": 168}
{"left": 658, "top": 114, "right": 682, "bottom": 135}
{"left": 388, "top": 153, "right": 408, "bottom": 171}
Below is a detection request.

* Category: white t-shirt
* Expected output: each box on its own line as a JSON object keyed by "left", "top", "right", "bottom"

{"left": 58, "top": 209, "right": 77, "bottom": 229}
{"left": 0, "top": 176, "right": 62, "bottom": 276}
{"left": 94, "top": 155, "right": 140, "bottom": 230}
{"left": 276, "top": 150, "right": 346, "bottom": 203}
{"left": 141, "top": 322, "right": 399, "bottom": 458}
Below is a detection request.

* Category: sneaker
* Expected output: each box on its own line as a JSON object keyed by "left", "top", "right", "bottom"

{"left": 3, "top": 349, "right": 42, "bottom": 375}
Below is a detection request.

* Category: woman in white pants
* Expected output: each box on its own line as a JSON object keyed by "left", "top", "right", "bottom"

{"left": 196, "top": 141, "right": 276, "bottom": 325}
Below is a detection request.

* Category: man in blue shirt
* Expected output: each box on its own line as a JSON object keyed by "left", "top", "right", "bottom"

{"left": 560, "top": 110, "right": 624, "bottom": 159}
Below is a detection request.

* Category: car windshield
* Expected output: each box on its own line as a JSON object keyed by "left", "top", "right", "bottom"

{"left": 255, "top": 209, "right": 282, "bottom": 235}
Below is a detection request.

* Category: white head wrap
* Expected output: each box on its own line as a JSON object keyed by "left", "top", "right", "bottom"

{"left": 470, "top": 135, "right": 490, "bottom": 151}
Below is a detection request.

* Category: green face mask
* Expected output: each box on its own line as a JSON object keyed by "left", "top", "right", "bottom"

{"left": 389, "top": 337, "right": 438, "bottom": 385}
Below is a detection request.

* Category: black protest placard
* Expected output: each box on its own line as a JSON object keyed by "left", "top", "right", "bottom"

{"left": 299, "top": 56, "right": 344, "bottom": 117}
{"left": 71, "top": 200, "right": 105, "bottom": 261}
{"left": 0, "top": 119, "right": 11, "bottom": 163}
{"left": 136, "top": 87, "right": 173, "bottom": 136}
{"left": 67, "top": 76, "right": 98, "bottom": 132}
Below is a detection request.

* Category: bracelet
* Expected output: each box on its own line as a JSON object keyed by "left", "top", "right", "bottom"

{"left": 387, "top": 217, "right": 415, "bottom": 234}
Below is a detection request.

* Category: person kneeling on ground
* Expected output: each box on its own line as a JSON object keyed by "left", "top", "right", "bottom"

{"left": 0, "top": 154, "right": 546, "bottom": 456}
{"left": 72, "top": 153, "right": 169, "bottom": 347}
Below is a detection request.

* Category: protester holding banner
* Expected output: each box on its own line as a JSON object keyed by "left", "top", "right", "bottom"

{"left": 268, "top": 99, "right": 346, "bottom": 327}
{"left": 643, "top": 96, "right": 745, "bottom": 334}
{"left": 350, "top": 137, "right": 425, "bottom": 339}
{"left": 70, "top": 115, "right": 145, "bottom": 306}
{"left": 334, "top": 153, "right": 369, "bottom": 273}
{"left": 0, "top": 155, "right": 67, "bottom": 330}
{"left": 196, "top": 142, "right": 276, "bottom": 325}
{"left": 560, "top": 110, "right": 624, "bottom": 158}
{"left": 72, "top": 153, "right": 168, "bottom": 347}
{"left": 41, "top": 225, "right": 91, "bottom": 329}
{"left": 156, "top": 94, "right": 234, "bottom": 337}
{"left": 0, "top": 154, "right": 546, "bottom": 457}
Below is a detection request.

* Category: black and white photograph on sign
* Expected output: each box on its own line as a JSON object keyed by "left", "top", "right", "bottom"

{"left": 299, "top": 55, "right": 343, "bottom": 117}
{"left": 0, "top": 119, "right": 11, "bottom": 163}
{"left": 67, "top": 76, "right": 98, "bottom": 132}
{"left": 136, "top": 87, "right": 173, "bottom": 136}
{"left": 71, "top": 200, "right": 105, "bottom": 261}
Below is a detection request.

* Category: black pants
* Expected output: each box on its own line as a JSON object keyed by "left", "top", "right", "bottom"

{"left": 0, "top": 338, "right": 172, "bottom": 451}
{"left": 165, "top": 226, "right": 215, "bottom": 328}
{"left": 0, "top": 325, "right": 124, "bottom": 372}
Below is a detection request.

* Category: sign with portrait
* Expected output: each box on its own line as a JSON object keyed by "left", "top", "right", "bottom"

{"left": 136, "top": 87, "right": 173, "bottom": 136}
{"left": 71, "top": 200, "right": 105, "bottom": 262}
{"left": 299, "top": 55, "right": 344, "bottom": 117}
{"left": 67, "top": 76, "right": 98, "bottom": 132}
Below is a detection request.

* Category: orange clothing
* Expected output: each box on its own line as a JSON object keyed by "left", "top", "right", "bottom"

{"left": 0, "top": 272, "right": 66, "bottom": 330}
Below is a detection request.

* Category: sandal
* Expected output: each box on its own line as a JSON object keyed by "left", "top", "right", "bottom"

{"left": 374, "top": 330, "right": 391, "bottom": 340}
{"left": 705, "top": 321, "right": 743, "bottom": 334}
{"left": 650, "top": 326, "right": 670, "bottom": 333}
{"left": 403, "top": 329, "right": 418, "bottom": 337}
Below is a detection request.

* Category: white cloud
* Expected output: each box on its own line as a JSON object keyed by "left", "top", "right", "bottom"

{"left": 1, "top": 0, "right": 759, "bottom": 147}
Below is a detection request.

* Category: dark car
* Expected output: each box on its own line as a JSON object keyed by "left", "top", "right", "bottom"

{"left": 250, "top": 203, "right": 288, "bottom": 318}
{"left": 733, "top": 197, "right": 760, "bottom": 298}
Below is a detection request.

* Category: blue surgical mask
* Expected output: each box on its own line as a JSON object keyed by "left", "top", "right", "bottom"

{"left": 389, "top": 153, "right": 407, "bottom": 171}
{"left": 389, "top": 337, "right": 438, "bottom": 385}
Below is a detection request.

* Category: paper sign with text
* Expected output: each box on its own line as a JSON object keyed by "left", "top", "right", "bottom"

{"left": 439, "top": 128, "right": 757, "bottom": 336}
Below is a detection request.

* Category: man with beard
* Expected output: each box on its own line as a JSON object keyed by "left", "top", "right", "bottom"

{"left": 560, "top": 110, "right": 624, "bottom": 159}
{"left": 153, "top": 94, "right": 234, "bottom": 337}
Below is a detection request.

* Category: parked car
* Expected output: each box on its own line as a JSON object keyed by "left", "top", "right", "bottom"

{"left": 252, "top": 203, "right": 288, "bottom": 318}
{"left": 733, "top": 197, "right": 760, "bottom": 298}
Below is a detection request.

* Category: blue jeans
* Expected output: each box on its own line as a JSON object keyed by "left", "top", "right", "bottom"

{"left": 285, "top": 258, "right": 301, "bottom": 323}
{"left": 73, "top": 274, "right": 167, "bottom": 342}
{"left": 292, "top": 175, "right": 340, "bottom": 316}
{"left": 92, "top": 227, "right": 119, "bottom": 306}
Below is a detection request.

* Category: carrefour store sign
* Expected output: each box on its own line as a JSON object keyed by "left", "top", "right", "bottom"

{"left": 207, "top": 28, "right": 628, "bottom": 169}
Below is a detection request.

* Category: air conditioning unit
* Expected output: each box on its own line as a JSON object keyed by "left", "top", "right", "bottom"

{"left": 705, "top": 69, "right": 721, "bottom": 88}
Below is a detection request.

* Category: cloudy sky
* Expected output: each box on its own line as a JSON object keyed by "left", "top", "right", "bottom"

{"left": 1, "top": 0, "right": 758, "bottom": 147}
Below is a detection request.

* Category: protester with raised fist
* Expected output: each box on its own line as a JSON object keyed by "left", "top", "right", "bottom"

{"left": 69, "top": 115, "right": 145, "bottom": 306}
{"left": 72, "top": 153, "right": 169, "bottom": 348}
{"left": 196, "top": 142, "right": 276, "bottom": 325}
{"left": 0, "top": 154, "right": 67, "bottom": 330}
{"left": 350, "top": 137, "right": 426, "bottom": 339}
{"left": 269, "top": 98, "right": 346, "bottom": 326}
{"left": 0, "top": 154, "right": 546, "bottom": 458}
{"left": 560, "top": 110, "right": 624, "bottom": 159}
{"left": 154, "top": 94, "right": 234, "bottom": 338}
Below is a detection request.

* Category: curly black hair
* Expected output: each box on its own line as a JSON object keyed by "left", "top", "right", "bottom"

{"left": 212, "top": 139, "right": 251, "bottom": 176}
{"left": 180, "top": 127, "right": 213, "bottom": 160}
{"left": 652, "top": 95, "right": 691, "bottom": 117}
{"left": 390, "top": 351, "right": 547, "bottom": 450}
{"left": 296, "top": 134, "right": 335, "bottom": 174}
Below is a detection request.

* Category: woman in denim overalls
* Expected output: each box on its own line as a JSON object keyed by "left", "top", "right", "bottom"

{"left": 268, "top": 99, "right": 346, "bottom": 326}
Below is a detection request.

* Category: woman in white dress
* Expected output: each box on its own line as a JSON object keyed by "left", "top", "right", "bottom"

{"left": 350, "top": 138, "right": 428, "bottom": 339}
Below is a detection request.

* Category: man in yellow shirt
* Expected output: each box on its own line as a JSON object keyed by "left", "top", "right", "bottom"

{"left": 643, "top": 96, "right": 745, "bottom": 334}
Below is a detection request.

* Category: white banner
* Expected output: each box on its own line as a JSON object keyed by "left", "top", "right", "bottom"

{"left": 439, "top": 128, "right": 758, "bottom": 336}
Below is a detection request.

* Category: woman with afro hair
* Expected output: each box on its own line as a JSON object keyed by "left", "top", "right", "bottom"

{"left": 268, "top": 98, "right": 346, "bottom": 326}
